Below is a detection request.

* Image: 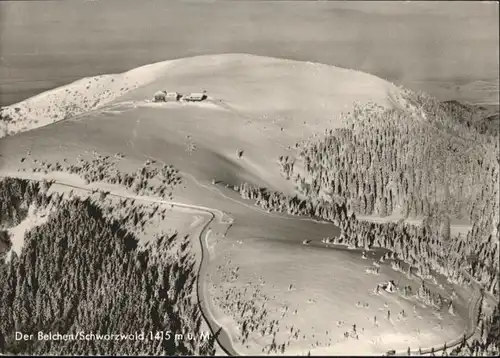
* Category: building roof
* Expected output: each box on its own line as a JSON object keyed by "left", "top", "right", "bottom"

{"left": 187, "top": 92, "right": 205, "bottom": 99}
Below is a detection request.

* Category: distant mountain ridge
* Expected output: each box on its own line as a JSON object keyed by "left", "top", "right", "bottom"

{"left": 441, "top": 99, "right": 499, "bottom": 136}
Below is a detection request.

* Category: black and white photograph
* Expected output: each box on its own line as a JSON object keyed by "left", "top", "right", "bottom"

{"left": 0, "top": 0, "right": 498, "bottom": 356}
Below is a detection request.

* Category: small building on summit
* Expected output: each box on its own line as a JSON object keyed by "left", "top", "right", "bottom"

{"left": 153, "top": 90, "right": 167, "bottom": 102}
{"left": 165, "top": 92, "right": 181, "bottom": 101}
{"left": 184, "top": 91, "right": 207, "bottom": 102}
{"left": 153, "top": 91, "right": 181, "bottom": 102}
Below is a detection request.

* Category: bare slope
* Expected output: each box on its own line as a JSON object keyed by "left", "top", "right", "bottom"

{"left": 0, "top": 54, "right": 402, "bottom": 196}
{"left": 0, "top": 60, "right": 175, "bottom": 137}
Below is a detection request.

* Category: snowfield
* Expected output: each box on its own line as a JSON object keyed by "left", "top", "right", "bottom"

{"left": 207, "top": 238, "right": 466, "bottom": 356}
{"left": 1, "top": 53, "right": 403, "bottom": 139}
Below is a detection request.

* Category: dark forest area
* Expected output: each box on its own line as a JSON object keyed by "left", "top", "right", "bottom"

{"left": 0, "top": 178, "right": 215, "bottom": 355}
